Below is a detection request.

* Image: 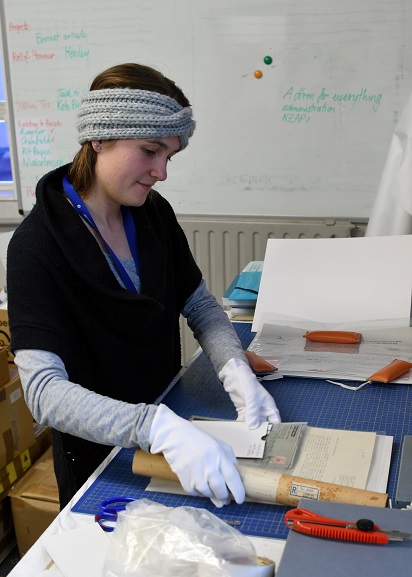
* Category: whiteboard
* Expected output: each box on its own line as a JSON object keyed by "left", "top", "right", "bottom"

{"left": 2, "top": 0, "right": 412, "bottom": 218}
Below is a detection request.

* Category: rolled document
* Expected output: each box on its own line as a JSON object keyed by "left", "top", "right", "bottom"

{"left": 132, "top": 450, "right": 387, "bottom": 508}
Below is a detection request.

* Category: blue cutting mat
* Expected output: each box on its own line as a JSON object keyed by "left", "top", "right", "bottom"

{"left": 72, "top": 323, "right": 412, "bottom": 539}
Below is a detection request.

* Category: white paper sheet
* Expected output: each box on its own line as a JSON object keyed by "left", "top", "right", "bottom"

{"left": 41, "top": 524, "right": 109, "bottom": 577}
{"left": 366, "top": 434, "right": 394, "bottom": 494}
{"left": 249, "top": 324, "right": 412, "bottom": 383}
{"left": 290, "top": 427, "right": 376, "bottom": 490}
{"left": 252, "top": 236, "right": 412, "bottom": 333}
{"left": 192, "top": 420, "right": 268, "bottom": 458}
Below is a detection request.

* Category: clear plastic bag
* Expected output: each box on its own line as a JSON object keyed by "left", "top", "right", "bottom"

{"left": 102, "top": 499, "right": 259, "bottom": 577}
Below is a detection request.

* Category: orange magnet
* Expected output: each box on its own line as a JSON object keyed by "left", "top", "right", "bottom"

{"left": 254, "top": 69, "right": 263, "bottom": 79}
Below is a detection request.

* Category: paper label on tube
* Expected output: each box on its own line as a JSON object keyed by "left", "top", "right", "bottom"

{"left": 289, "top": 483, "right": 320, "bottom": 500}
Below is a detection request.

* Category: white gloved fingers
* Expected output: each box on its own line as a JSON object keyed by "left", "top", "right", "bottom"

{"left": 182, "top": 461, "right": 239, "bottom": 506}
{"left": 242, "top": 396, "right": 261, "bottom": 430}
{"left": 218, "top": 442, "right": 246, "bottom": 504}
{"left": 200, "top": 462, "right": 245, "bottom": 507}
{"left": 164, "top": 455, "right": 221, "bottom": 501}
{"left": 220, "top": 357, "right": 282, "bottom": 429}
{"left": 205, "top": 471, "right": 232, "bottom": 504}
{"left": 192, "top": 442, "right": 241, "bottom": 504}
{"left": 221, "top": 468, "right": 246, "bottom": 504}
{"left": 182, "top": 468, "right": 230, "bottom": 502}
{"left": 210, "top": 496, "right": 230, "bottom": 508}
{"left": 261, "top": 403, "right": 281, "bottom": 424}
{"left": 173, "top": 474, "right": 203, "bottom": 497}
{"left": 247, "top": 391, "right": 282, "bottom": 427}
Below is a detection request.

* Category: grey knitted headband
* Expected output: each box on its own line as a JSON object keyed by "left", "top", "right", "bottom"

{"left": 76, "top": 88, "right": 195, "bottom": 149}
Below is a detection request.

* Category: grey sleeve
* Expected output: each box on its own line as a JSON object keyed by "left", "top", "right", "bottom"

{"left": 14, "top": 349, "right": 157, "bottom": 452}
{"left": 181, "top": 280, "right": 247, "bottom": 373}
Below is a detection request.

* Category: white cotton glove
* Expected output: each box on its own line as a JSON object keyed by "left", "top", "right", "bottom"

{"left": 149, "top": 403, "right": 245, "bottom": 507}
{"left": 219, "top": 357, "right": 281, "bottom": 429}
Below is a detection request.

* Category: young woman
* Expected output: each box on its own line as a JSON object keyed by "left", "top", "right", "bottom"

{"left": 7, "top": 63, "right": 281, "bottom": 509}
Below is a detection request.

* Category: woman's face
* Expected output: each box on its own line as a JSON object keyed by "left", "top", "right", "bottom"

{"left": 92, "top": 136, "right": 180, "bottom": 207}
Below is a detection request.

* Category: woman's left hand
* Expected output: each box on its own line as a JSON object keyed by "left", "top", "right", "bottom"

{"left": 219, "top": 358, "right": 281, "bottom": 429}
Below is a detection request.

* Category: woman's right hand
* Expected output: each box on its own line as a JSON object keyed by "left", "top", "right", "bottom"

{"left": 149, "top": 403, "right": 245, "bottom": 507}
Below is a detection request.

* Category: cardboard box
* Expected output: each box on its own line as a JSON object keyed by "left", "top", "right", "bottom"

{"left": 0, "top": 498, "right": 15, "bottom": 565}
{"left": 0, "top": 425, "right": 52, "bottom": 502}
{"left": 10, "top": 447, "right": 59, "bottom": 556}
{"left": 0, "top": 347, "right": 9, "bottom": 387}
{"left": 0, "top": 305, "right": 14, "bottom": 366}
{"left": 0, "top": 372, "right": 36, "bottom": 470}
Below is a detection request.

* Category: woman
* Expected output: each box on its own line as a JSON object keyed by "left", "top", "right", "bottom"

{"left": 7, "top": 63, "right": 281, "bottom": 509}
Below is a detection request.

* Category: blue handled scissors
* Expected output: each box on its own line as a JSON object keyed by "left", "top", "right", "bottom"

{"left": 95, "top": 496, "right": 136, "bottom": 532}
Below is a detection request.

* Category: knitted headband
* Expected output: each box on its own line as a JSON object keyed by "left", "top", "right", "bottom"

{"left": 76, "top": 88, "right": 196, "bottom": 149}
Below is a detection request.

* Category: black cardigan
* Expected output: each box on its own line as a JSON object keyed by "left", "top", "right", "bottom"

{"left": 7, "top": 164, "right": 202, "bottom": 502}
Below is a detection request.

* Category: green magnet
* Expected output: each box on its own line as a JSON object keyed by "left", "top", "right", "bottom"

{"left": 263, "top": 55, "right": 273, "bottom": 65}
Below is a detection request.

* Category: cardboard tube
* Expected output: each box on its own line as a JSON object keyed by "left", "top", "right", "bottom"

{"left": 132, "top": 450, "right": 387, "bottom": 508}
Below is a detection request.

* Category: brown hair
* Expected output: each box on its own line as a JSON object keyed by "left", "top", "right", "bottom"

{"left": 69, "top": 63, "right": 190, "bottom": 196}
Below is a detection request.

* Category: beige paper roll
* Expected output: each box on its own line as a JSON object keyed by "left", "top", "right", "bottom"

{"left": 132, "top": 450, "right": 387, "bottom": 508}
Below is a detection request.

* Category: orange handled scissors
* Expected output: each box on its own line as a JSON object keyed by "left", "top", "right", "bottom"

{"left": 285, "top": 508, "right": 412, "bottom": 545}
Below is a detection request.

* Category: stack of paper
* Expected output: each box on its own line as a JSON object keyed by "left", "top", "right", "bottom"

{"left": 222, "top": 261, "right": 263, "bottom": 320}
{"left": 240, "top": 424, "right": 392, "bottom": 494}
{"left": 145, "top": 421, "right": 392, "bottom": 498}
{"left": 249, "top": 236, "right": 412, "bottom": 383}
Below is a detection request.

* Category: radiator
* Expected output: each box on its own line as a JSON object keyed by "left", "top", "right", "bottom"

{"left": 178, "top": 216, "right": 364, "bottom": 364}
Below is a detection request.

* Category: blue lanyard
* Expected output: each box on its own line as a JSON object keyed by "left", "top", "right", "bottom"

{"left": 63, "top": 175, "right": 141, "bottom": 293}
